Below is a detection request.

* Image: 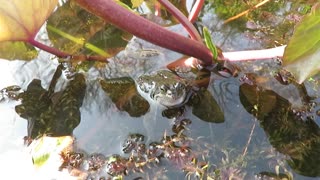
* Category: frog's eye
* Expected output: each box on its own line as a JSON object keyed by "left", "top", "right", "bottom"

{"left": 160, "top": 85, "right": 167, "bottom": 92}
{"left": 175, "top": 83, "right": 183, "bottom": 89}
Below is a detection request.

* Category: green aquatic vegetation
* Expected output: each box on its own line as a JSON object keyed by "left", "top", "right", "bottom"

{"left": 15, "top": 65, "right": 86, "bottom": 139}
{"left": 240, "top": 83, "right": 320, "bottom": 177}
{"left": 99, "top": 77, "right": 150, "bottom": 117}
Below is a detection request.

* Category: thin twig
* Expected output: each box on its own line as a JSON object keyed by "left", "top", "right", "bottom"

{"left": 242, "top": 119, "right": 256, "bottom": 158}
{"left": 224, "top": 0, "right": 271, "bottom": 24}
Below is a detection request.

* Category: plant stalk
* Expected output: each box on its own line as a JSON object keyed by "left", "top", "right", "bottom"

{"left": 75, "top": 0, "right": 214, "bottom": 65}
{"left": 222, "top": 45, "right": 286, "bottom": 61}
{"left": 158, "top": 0, "right": 202, "bottom": 41}
{"left": 28, "top": 38, "right": 108, "bottom": 62}
{"left": 188, "top": 0, "right": 205, "bottom": 23}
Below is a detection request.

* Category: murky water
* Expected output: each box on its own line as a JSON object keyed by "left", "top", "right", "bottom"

{"left": 1, "top": 1, "right": 320, "bottom": 179}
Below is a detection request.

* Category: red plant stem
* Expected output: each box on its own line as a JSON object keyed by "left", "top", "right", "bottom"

{"left": 28, "top": 38, "right": 69, "bottom": 58}
{"left": 158, "top": 0, "right": 202, "bottom": 42}
{"left": 75, "top": 0, "right": 214, "bottom": 65}
{"left": 222, "top": 45, "right": 286, "bottom": 61}
{"left": 188, "top": 0, "right": 205, "bottom": 23}
{"left": 28, "top": 38, "right": 108, "bottom": 62}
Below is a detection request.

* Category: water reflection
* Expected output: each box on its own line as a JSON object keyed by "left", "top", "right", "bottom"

{"left": 240, "top": 83, "right": 320, "bottom": 177}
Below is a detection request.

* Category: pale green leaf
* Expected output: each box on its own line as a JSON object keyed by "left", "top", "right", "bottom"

{"left": 0, "top": 0, "right": 58, "bottom": 42}
{"left": 203, "top": 27, "right": 218, "bottom": 62}
{"left": 283, "top": 3, "right": 320, "bottom": 83}
{"left": 0, "top": 41, "right": 38, "bottom": 60}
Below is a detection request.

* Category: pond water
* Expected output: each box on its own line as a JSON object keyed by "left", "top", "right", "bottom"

{"left": 0, "top": 1, "right": 320, "bottom": 180}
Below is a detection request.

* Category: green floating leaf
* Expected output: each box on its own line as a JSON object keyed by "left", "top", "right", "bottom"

{"left": 283, "top": 3, "right": 320, "bottom": 83}
{"left": 203, "top": 27, "right": 218, "bottom": 62}
{"left": 100, "top": 77, "right": 150, "bottom": 117}
{"left": 0, "top": 41, "right": 38, "bottom": 60}
{"left": 192, "top": 89, "right": 224, "bottom": 123}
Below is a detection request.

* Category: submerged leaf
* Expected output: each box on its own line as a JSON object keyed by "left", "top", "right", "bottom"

{"left": 100, "top": 77, "right": 150, "bottom": 117}
{"left": 283, "top": 3, "right": 320, "bottom": 83}
{"left": 0, "top": 41, "right": 38, "bottom": 60}
{"left": 47, "top": 1, "right": 130, "bottom": 58}
{"left": 0, "top": 0, "right": 58, "bottom": 42}
{"left": 191, "top": 89, "right": 224, "bottom": 123}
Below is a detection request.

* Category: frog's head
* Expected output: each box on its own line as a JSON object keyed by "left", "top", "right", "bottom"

{"left": 137, "top": 70, "right": 190, "bottom": 107}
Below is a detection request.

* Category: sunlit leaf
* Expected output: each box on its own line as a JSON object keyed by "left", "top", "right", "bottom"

{"left": 30, "top": 136, "right": 74, "bottom": 168}
{"left": 203, "top": 27, "right": 218, "bottom": 62}
{"left": 0, "top": 0, "right": 58, "bottom": 42}
{"left": 283, "top": 3, "right": 320, "bottom": 83}
{"left": 0, "top": 41, "right": 38, "bottom": 60}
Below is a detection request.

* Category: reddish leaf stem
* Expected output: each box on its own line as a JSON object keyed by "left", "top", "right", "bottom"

{"left": 75, "top": 0, "right": 214, "bottom": 65}
{"left": 158, "top": 0, "right": 202, "bottom": 42}
{"left": 28, "top": 38, "right": 108, "bottom": 62}
{"left": 28, "top": 38, "right": 69, "bottom": 58}
{"left": 188, "top": 0, "right": 205, "bottom": 23}
{"left": 222, "top": 46, "right": 286, "bottom": 61}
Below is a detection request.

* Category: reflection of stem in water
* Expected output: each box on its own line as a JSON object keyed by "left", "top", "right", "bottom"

{"left": 241, "top": 119, "right": 256, "bottom": 158}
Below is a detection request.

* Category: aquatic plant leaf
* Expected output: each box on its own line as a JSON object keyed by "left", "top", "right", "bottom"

{"left": 239, "top": 83, "right": 278, "bottom": 119}
{"left": 192, "top": 89, "right": 224, "bottom": 123}
{"left": 47, "top": 0, "right": 130, "bottom": 59}
{"left": 15, "top": 66, "right": 86, "bottom": 139}
{"left": 100, "top": 77, "right": 150, "bottom": 117}
{"left": 0, "top": 0, "right": 58, "bottom": 42}
{"left": 46, "top": 1, "right": 105, "bottom": 54}
{"left": 239, "top": 83, "right": 320, "bottom": 177}
{"left": 43, "top": 73, "right": 86, "bottom": 136}
{"left": 83, "top": 25, "right": 131, "bottom": 57}
{"left": 203, "top": 27, "right": 218, "bottom": 62}
{"left": 283, "top": 3, "right": 320, "bottom": 83}
{"left": 0, "top": 41, "right": 38, "bottom": 60}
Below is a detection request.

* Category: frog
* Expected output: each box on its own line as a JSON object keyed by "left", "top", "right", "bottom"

{"left": 136, "top": 69, "right": 225, "bottom": 123}
{"left": 136, "top": 70, "right": 193, "bottom": 108}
